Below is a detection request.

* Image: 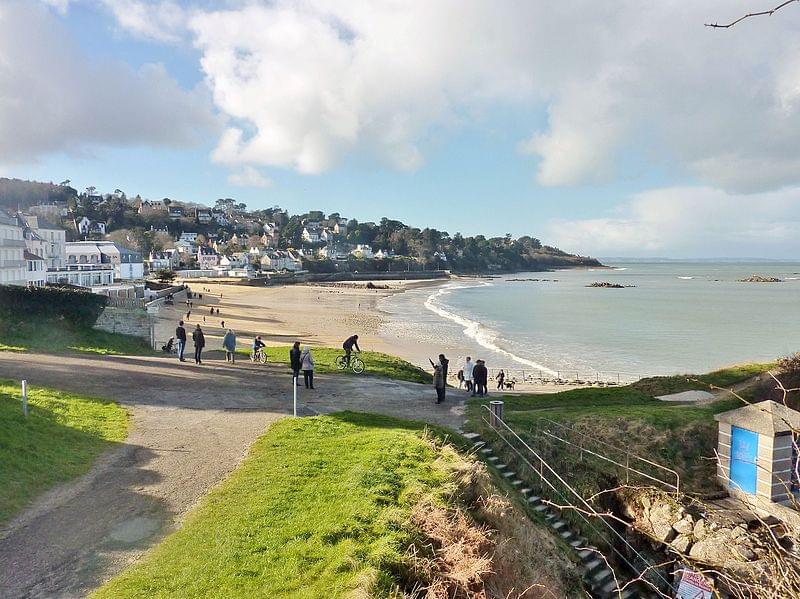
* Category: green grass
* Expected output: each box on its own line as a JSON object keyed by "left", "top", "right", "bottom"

{"left": 93, "top": 413, "right": 464, "bottom": 599}
{"left": 0, "top": 380, "right": 128, "bottom": 524}
{"left": 238, "top": 346, "right": 432, "bottom": 384}
{"left": 631, "top": 362, "right": 774, "bottom": 396}
{"left": 0, "top": 318, "right": 155, "bottom": 356}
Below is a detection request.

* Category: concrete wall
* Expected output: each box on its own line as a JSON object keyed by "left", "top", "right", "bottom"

{"left": 94, "top": 305, "right": 153, "bottom": 341}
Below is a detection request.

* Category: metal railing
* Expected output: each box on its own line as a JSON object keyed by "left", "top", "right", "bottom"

{"left": 536, "top": 418, "right": 681, "bottom": 496}
{"left": 480, "top": 405, "right": 672, "bottom": 593}
{"left": 451, "top": 367, "right": 647, "bottom": 386}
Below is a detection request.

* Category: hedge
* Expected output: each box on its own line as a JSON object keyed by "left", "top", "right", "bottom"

{"left": 0, "top": 286, "right": 107, "bottom": 327}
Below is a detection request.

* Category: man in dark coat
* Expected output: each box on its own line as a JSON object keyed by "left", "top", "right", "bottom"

{"left": 472, "top": 359, "right": 488, "bottom": 397}
{"left": 175, "top": 320, "right": 187, "bottom": 362}
{"left": 192, "top": 324, "right": 205, "bottom": 364}
{"left": 289, "top": 341, "right": 302, "bottom": 380}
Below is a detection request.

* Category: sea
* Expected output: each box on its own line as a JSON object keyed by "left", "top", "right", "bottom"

{"left": 378, "top": 262, "right": 800, "bottom": 381}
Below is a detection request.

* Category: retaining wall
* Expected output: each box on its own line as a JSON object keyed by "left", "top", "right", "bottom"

{"left": 93, "top": 305, "right": 153, "bottom": 340}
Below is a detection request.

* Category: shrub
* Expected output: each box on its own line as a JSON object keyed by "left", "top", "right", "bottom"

{"left": 0, "top": 286, "right": 107, "bottom": 327}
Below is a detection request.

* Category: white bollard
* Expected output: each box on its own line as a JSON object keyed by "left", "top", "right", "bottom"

{"left": 293, "top": 375, "right": 298, "bottom": 417}
{"left": 21, "top": 379, "right": 28, "bottom": 417}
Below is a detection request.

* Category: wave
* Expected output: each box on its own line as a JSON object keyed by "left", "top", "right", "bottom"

{"left": 423, "top": 283, "right": 559, "bottom": 376}
{"left": 786, "top": 277, "right": 799, "bottom": 280}
{"left": 677, "top": 276, "right": 694, "bottom": 280}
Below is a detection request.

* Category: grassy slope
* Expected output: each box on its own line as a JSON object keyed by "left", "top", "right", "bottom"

{"left": 93, "top": 413, "right": 463, "bottom": 598}
{"left": 0, "top": 380, "right": 128, "bottom": 524}
{"left": 239, "top": 345, "right": 432, "bottom": 384}
{"left": 0, "top": 318, "right": 155, "bottom": 356}
{"left": 466, "top": 364, "right": 773, "bottom": 495}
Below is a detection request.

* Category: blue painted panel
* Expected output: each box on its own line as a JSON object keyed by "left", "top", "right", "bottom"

{"left": 730, "top": 426, "right": 758, "bottom": 495}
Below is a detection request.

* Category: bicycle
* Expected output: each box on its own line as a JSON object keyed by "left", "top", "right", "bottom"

{"left": 251, "top": 347, "right": 268, "bottom": 364}
{"left": 335, "top": 353, "right": 365, "bottom": 374}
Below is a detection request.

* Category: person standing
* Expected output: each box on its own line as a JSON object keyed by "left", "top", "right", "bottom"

{"left": 175, "top": 320, "right": 187, "bottom": 362}
{"left": 433, "top": 363, "right": 445, "bottom": 403}
{"left": 429, "top": 354, "right": 450, "bottom": 401}
{"left": 289, "top": 341, "right": 302, "bottom": 380}
{"left": 222, "top": 328, "right": 237, "bottom": 364}
{"left": 300, "top": 346, "right": 315, "bottom": 389}
{"left": 473, "top": 359, "right": 488, "bottom": 397}
{"left": 496, "top": 369, "right": 505, "bottom": 390}
{"left": 192, "top": 324, "right": 205, "bottom": 364}
{"left": 463, "top": 357, "right": 474, "bottom": 392}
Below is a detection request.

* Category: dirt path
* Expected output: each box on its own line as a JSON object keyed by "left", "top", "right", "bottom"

{"left": 0, "top": 351, "right": 465, "bottom": 598}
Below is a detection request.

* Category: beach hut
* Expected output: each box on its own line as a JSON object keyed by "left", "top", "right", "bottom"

{"left": 714, "top": 400, "right": 800, "bottom": 507}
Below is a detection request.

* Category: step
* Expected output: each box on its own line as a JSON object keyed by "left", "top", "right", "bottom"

{"left": 520, "top": 488, "right": 532, "bottom": 496}
{"left": 511, "top": 479, "right": 523, "bottom": 487}
{"left": 487, "top": 456, "right": 500, "bottom": 463}
{"left": 495, "top": 463, "right": 507, "bottom": 470}
{"left": 550, "top": 520, "right": 567, "bottom": 531}
{"left": 462, "top": 432, "right": 481, "bottom": 440}
{"left": 570, "top": 538, "right": 588, "bottom": 550}
{"left": 501, "top": 471, "right": 515, "bottom": 479}
{"left": 591, "top": 568, "right": 613, "bottom": 587}
{"left": 584, "top": 558, "right": 603, "bottom": 572}
{"left": 480, "top": 447, "right": 493, "bottom": 455}
{"left": 545, "top": 513, "right": 556, "bottom": 522}
{"left": 473, "top": 441, "right": 486, "bottom": 450}
{"left": 620, "top": 588, "right": 639, "bottom": 599}
{"left": 577, "top": 548, "right": 595, "bottom": 560}
{"left": 558, "top": 530, "right": 574, "bottom": 542}
{"left": 527, "top": 495, "right": 541, "bottom": 505}
{"left": 532, "top": 504, "right": 549, "bottom": 514}
{"left": 600, "top": 579, "right": 621, "bottom": 596}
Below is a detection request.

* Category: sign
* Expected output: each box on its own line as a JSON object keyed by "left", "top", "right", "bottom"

{"left": 675, "top": 569, "right": 713, "bottom": 599}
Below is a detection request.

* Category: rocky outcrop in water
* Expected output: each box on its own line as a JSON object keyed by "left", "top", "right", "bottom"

{"left": 738, "top": 275, "right": 782, "bottom": 283}
{"left": 586, "top": 281, "right": 635, "bottom": 288}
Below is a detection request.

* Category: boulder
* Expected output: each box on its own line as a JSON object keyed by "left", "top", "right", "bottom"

{"left": 672, "top": 516, "right": 694, "bottom": 535}
{"left": 671, "top": 535, "right": 692, "bottom": 554}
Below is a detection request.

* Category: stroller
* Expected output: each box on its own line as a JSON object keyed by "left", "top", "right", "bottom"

{"left": 161, "top": 337, "right": 176, "bottom": 354}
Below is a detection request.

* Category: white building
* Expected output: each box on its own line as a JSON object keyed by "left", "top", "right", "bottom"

{"left": 195, "top": 208, "right": 213, "bottom": 224}
{"left": 146, "top": 249, "right": 181, "bottom": 272}
{"left": 350, "top": 244, "right": 374, "bottom": 259}
{"left": 18, "top": 213, "right": 66, "bottom": 269}
{"left": 24, "top": 250, "right": 46, "bottom": 287}
{"left": 75, "top": 216, "right": 107, "bottom": 237}
{"left": 260, "top": 250, "right": 302, "bottom": 272}
{"left": 179, "top": 232, "right": 199, "bottom": 243}
{"left": 65, "top": 241, "right": 144, "bottom": 281}
{"left": 0, "top": 212, "right": 28, "bottom": 286}
{"left": 301, "top": 225, "right": 322, "bottom": 244}
{"left": 174, "top": 239, "right": 196, "bottom": 255}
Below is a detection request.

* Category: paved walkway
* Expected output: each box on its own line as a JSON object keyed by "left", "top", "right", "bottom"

{"left": 0, "top": 351, "right": 465, "bottom": 598}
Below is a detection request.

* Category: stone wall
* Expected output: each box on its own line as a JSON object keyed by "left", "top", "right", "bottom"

{"left": 93, "top": 305, "right": 153, "bottom": 341}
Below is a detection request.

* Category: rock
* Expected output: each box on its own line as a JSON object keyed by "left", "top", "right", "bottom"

{"left": 586, "top": 281, "right": 636, "bottom": 288}
{"left": 738, "top": 275, "right": 782, "bottom": 283}
{"left": 672, "top": 516, "right": 694, "bottom": 535}
{"left": 693, "top": 519, "right": 709, "bottom": 540}
{"left": 671, "top": 535, "right": 692, "bottom": 553}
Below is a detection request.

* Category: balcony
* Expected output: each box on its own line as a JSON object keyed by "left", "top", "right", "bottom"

{"left": 0, "top": 238, "right": 27, "bottom": 248}
{"left": 58, "top": 263, "right": 114, "bottom": 271}
{"left": 0, "top": 260, "right": 26, "bottom": 268}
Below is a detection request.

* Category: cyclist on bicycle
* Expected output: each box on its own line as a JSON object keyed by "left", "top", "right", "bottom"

{"left": 343, "top": 334, "right": 360, "bottom": 365}
{"left": 253, "top": 336, "right": 265, "bottom": 352}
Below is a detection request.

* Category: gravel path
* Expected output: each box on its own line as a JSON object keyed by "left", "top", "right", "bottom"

{"left": 0, "top": 351, "right": 465, "bottom": 598}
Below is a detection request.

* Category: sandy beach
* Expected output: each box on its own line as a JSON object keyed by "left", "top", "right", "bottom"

{"left": 155, "top": 279, "right": 444, "bottom": 360}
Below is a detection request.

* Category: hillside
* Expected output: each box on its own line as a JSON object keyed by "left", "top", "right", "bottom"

{"left": 0, "top": 178, "right": 77, "bottom": 209}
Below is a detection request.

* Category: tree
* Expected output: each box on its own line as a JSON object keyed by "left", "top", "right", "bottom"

{"left": 154, "top": 269, "right": 177, "bottom": 284}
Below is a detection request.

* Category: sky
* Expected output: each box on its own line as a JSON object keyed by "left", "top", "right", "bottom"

{"left": 3, "top": 1, "right": 800, "bottom": 258}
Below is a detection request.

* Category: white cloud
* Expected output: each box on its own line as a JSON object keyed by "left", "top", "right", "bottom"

{"left": 0, "top": 2, "right": 215, "bottom": 164}
{"left": 181, "top": 1, "right": 800, "bottom": 191}
{"left": 228, "top": 166, "right": 272, "bottom": 188}
{"left": 98, "top": 0, "right": 188, "bottom": 43}
{"left": 546, "top": 187, "right": 800, "bottom": 258}
{"left": 39, "top": 0, "right": 70, "bottom": 14}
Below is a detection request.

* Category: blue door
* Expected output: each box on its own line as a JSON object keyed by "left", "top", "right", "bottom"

{"left": 730, "top": 426, "right": 758, "bottom": 494}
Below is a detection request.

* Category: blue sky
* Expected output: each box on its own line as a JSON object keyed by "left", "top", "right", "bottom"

{"left": 5, "top": 1, "right": 800, "bottom": 257}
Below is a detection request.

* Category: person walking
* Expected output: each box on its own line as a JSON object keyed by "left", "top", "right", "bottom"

{"left": 463, "top": 356, "right": 474, "bottom": 392}
{"left": 300, "top": 345, "right": 315, "bottom": 389}
{"left": 192, "top": 324, "right": 205, "bottom": 364}
{"left": 496, "top": 369, "right": 505, "bottom": 390}
{"left": 289, "top": 341, "right": 302, "bottom": 381}
{"left": 457, "top": 369, "right": 464, "bottom": 389}
{"left": 472, "top": 359, "right": 488, "bottom": 397}
{"left": 222, "top": 328, "right": 237, "bottom": 363}
{"left": 433, "top": 363, "right": 445, "bottom": 403}
{"left": 175, "top": 320, "right": 187, "bottom": 362}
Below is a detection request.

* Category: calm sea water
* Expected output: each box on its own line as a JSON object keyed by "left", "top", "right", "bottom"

{"left": 379, "top": 262, "right": 800, "bottom": 378}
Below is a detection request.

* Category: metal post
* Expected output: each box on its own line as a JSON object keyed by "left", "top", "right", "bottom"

{"left": 293, "top": 375, "right": 298, "bottom": 417}
{"left": 489, "top": 400, "right": 503, "bottom": 428}
{"left": 21, "top": 380, "right": 28, "bottom": 417}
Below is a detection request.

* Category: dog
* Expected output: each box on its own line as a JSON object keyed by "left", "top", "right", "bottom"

{"left": 504, "top": 380, "right": 516, "bottom": 390}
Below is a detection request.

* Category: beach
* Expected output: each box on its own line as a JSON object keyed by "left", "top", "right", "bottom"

{"left": 156, "top": 278, "right": 445, "bottom": 361}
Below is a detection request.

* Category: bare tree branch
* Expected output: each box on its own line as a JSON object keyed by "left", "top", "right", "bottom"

{"left": 706, "top": 0, "right": 799, "bottom": 28}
